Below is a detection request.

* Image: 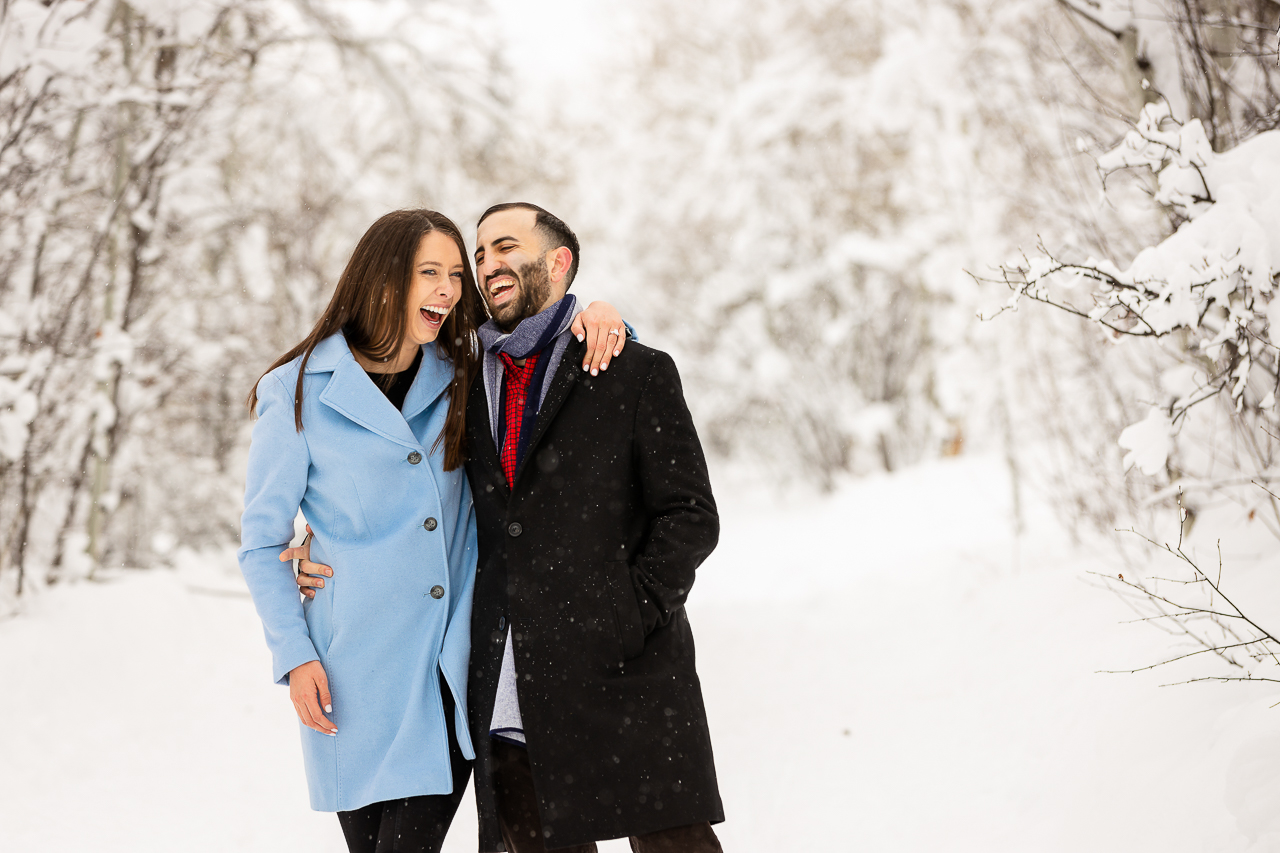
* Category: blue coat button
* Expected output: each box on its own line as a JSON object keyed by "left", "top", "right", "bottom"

{"left": 423, "top": 517, "right": 437, "bottom": 531}
{"left": 429, "top": 585, "right": 445, "bottom": 599}
{"left": 408, "top": 451, "right": 422, "bottom": 464}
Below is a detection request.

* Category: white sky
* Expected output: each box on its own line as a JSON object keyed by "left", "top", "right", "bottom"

{"left": 486, "top": 0, "right": 629, "bottom": 112}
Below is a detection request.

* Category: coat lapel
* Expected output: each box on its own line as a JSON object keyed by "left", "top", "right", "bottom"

{"left": 468, "top": 372, "right": 504, "bottom": 483}
{"left": 511, "top": 338, "right": 582, "bottom": 489}
{"left": 311, "top": 336, "right": 423, "bottom": 451}
{"left": 401, "top": 343, "right": 453, "bottom": 424}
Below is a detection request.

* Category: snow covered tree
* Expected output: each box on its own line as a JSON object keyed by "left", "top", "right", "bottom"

{"left": 573, "top": 0, "right": 1144, "bottom": 491}
{"left": 986, "top": 0, "right": 1280, "bottom": 682}
{"left": 0, "top": 0, "right": 519, "bottom": 604}
{"left": 992, "top": 0, "right": 1280, "bottom": 536}
{"left": 144, "top": 0, "right": 524, "bottom": 561}
{"left": 1, "top": 0, "right": 274, "bottom": 596}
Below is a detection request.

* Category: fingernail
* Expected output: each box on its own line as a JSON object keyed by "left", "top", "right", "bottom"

{"left": 601, "top": 362, "right": 609, "bottom": 371}
{"left": 325, "top": 570, "right": 332, "bottom": 577}
{"left": 328, "top": 731, "right": 337, "bottom": 736}
{"left": 614, "top": 350, "right": 621, "bottom": 357}
{"left": 583, "top": 364, "right": 589, "bottom": 372}
{"left": 591, "top": 368, "right": 598, "bottom": 376}
{"left": 317, "top": 580, "right": 324, "bottom": 588}
{"left": 325, "top": 705, "right": 333, "bottom": 713}
{"left": 576, "top": 334, "right": 584, "bottom": 342}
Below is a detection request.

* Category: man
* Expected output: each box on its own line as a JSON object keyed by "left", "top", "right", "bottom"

{"left": 300, "top": 204, "right": 724, "bottom": 852}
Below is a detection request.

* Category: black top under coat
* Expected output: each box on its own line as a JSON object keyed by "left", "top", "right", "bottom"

{"left": 365, "top": 347, "right": 423, "bottom": 411}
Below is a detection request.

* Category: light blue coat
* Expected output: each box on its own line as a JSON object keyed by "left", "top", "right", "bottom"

{"left": 238, "top": 332, "right": 476, "bottom": 812}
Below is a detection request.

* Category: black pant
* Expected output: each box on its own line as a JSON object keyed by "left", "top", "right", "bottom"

{"left": 337, "top": 676, "right": 472, "bottom": 853}
{"left": 492, "top": 740, "right": 724, "bottom": 853}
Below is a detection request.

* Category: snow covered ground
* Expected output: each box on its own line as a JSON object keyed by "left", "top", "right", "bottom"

{"left": 2, "top": 454, "right": 1278, "bottom": 852}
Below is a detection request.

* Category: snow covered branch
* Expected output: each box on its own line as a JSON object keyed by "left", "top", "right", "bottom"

{"left": 982, "top": 95, "right": 1280, "bottom": 494}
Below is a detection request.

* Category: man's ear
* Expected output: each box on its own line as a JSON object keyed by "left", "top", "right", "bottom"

{"left": 546, "top": 246, "right": 574, "bottom": 286}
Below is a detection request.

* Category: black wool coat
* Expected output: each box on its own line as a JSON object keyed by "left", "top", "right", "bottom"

{"left": 464, "top": 337, "right": 723, "bottom": 851}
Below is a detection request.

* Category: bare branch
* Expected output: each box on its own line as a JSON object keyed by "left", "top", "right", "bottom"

{"left": 1099, "top": 638, "right": 1267, "bottom": 674}
{"left": 1055, "top": 0, "right": 1130, "bottom": 39}
{"left": 1160, "top": 675, "right": 1280, "bottom": 686}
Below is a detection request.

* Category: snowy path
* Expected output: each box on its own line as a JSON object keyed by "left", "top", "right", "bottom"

{"left": 1, "top": 455, "right": 1274, "bottom": 852}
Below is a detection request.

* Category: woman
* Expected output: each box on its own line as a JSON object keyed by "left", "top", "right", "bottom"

{"left": 238, "top": 209, "right": 624, "bottom": 853}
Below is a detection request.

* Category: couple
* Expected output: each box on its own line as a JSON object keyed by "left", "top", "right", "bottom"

{"left": 238, "top": 204, "right": 723, "bottom": 853}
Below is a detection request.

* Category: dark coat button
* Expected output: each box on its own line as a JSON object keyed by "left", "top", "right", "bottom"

{"left": 430, "top": 585, "right": 445, "bottom": 599}
{"left": 423, "top": 517, "right": 438, "bottom": 531}
{"left": 498, "top": 616, "right": 507, "bottom": 631}
{"left": 408, "top": 451, "right": 422, "bottom": 464}
{"left": 508, "top": 522, "right": 523, "bottom": 537}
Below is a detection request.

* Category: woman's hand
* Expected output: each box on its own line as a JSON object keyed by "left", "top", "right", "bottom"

{"left": 279, "top": 525, "right": 333, "bottom": 600}
{"left": 289, "top": 660, "right": 337, "bottom": 735}
{"left": 570, "top": 301, "right": 628, "bottom": 376}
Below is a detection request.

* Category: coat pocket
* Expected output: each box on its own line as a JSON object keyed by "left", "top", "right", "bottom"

{"left": 606, "top": 560, "right": 646, "bottom": 661}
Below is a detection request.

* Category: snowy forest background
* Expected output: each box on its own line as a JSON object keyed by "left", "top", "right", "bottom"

{"left": 3, "top": 0, "right": 1280, "bottom": 850}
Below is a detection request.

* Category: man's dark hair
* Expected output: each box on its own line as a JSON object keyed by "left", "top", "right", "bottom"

{"left": 478, "top": 202, "right": 580, "bottom": 288}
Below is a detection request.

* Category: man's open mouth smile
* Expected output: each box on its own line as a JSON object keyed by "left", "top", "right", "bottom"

{"left": 488, "top": 274, "right": 517, "bottom": 305}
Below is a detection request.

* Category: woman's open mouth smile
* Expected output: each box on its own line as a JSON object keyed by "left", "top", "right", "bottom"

{"left": 421, "top": 304, "right": 449, "bottom": 330}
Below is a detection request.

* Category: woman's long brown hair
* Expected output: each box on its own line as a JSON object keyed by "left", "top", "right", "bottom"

{"left": 247, "top": 209, "right": 484, "bottom": 471}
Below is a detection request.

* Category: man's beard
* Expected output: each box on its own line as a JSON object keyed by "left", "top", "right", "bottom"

{"left": 488, "top": 255, "right": 552, "bottom": 333}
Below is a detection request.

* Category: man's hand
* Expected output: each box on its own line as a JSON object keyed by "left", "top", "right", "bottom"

{"left": 570, "top": 301, "right": 628, "bottom": 376}
{"left": 289, "top": 660, "right": 337, "bottom": 735}
{"left": 279, "top": 525, "right": 332, "bottom": 600}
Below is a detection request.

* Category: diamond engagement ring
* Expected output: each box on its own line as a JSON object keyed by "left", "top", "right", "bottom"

{"left": 607, "top": 328, "right": 621, "bottom": 336}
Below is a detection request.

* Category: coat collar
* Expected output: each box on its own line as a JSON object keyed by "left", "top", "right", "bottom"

{"left": 510, "top": 337, "right": 583, "bottom": 489}
{"left": 307, "top": 332, "right": 452, "bottom": 450}
{"left": 401, "top": 345, "right": 454, "bottom": 423}
{"left": 468, "top": 371, "right": 504, "bottom": 486}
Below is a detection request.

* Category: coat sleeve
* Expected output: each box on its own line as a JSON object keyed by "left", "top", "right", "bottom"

{"left": 629, "top": 350, "right": 719, "bottom": 635}
{"left": 237, "top": 372, "right": 320, "bottom": 685}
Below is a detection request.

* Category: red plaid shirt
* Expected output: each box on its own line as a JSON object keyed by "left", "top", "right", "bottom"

{"left": 498, "top": 351, "right": 541, "bottom": 487}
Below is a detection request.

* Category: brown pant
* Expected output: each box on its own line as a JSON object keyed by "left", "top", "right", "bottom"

{"left": 491, "top": 740, "right": 723, "bottom": 853}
